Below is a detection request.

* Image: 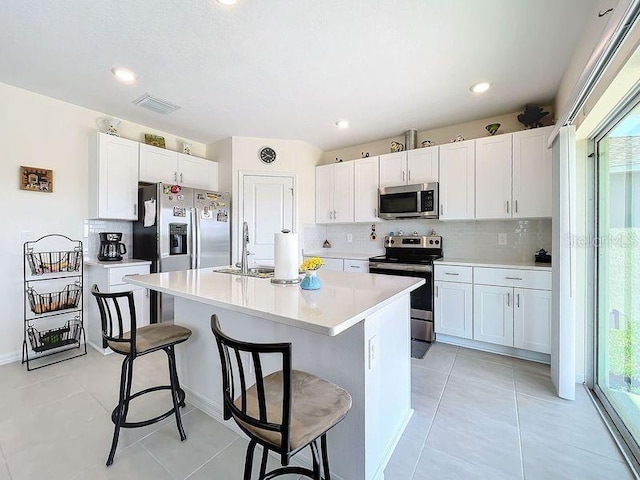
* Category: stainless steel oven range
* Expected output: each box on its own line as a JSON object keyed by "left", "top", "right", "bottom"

{"left": 369, "top": 235, "right": 443, "bottom": 342}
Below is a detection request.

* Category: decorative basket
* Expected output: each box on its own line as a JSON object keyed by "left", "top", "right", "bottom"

{"left": 26, "top": 249, "right": 82, "bottom": 276}
{"left": 27, "top": 319, "right": 82, "bottom": 353}
{"left": 27, "top": 283, "right": 81, "bottom": 314}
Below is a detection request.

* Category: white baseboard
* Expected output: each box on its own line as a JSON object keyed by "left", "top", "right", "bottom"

{"left": 436, "top": 335, "right": 551, "bottom": 364}
{"left": 0, "top": 351, "right": 21, "bottom": 366}
{"left": 182, "top": 385, "right": 347, "bottom": 480}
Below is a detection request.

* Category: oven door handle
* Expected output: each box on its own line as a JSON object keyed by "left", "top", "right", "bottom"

{"left": 369, "top": 262, "right": 432, "bottom": 273}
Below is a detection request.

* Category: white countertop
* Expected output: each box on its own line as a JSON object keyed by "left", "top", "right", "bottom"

{"left": 434, "top": 258, "right": 552, "bottom": 270}
{"left": 303, "top": 251, "right": 382, "bottom": 261}
{"left": 84, "top": 258, "right": 152, "bottom": 269}
{"left": 125, "top": 268, "right": 424, "bottom": 336}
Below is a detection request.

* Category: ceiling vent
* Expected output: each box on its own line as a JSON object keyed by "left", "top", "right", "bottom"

{"left": 132, "top": 93, "right": 181, "bottom": 115}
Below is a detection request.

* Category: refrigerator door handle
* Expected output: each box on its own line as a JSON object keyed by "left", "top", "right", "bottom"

{"left": 195, "top": 207, "right": 202, "bottom": 269}
{"left": 190, "top": 208, "right": 197, "bottom": 270}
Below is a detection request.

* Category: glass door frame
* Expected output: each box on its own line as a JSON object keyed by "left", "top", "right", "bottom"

{"left": 591, "top": 92, "right": 640, "bottom": 470}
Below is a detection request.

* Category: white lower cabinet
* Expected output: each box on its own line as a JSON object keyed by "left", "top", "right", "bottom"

{"left": 473, "top": 284, "right": 514, "bottom": 346}
{"left": 86, "top": 262, "right": 150, "bottom": 354}
{"left": 434, "top": 281, "right": 473, "bottom": 338}
{"left": 514, "top": 288, "right": 551, "bottom": 354}
{"left": 343, "top": 259, "right": 369, "bottom": 273}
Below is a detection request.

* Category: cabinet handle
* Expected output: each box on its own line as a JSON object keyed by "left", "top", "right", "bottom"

{"left": 408, "top": 170, "right": 412, "bottom": 182}
{"left": 374, "top": 208, "right": 377, "bottom": 217}
{"left": 505, "top": 276, "right": 523, "bottom": 280}
{"left": 329, "top": 211, "right": 333, "bottom": 220}
{"left": 506, "top": 292, "right": 510, "bottom": 307}
{"left": 174, "top": 172, "right": 178, "bottom": 182}
{"left": 334, "top": 210, "right": 337, "bottom": 220}
{"left": 133, "top": 204, "right": 137, "bottom": 216}
{"left": 506, "top": 201, "right": 510, "bottom": 213}
{"left": 435, "top": 285, "right": 439, "bottom": 297}
{"left": 444, "top": 272, "right": 459, "bottom": 276}
{"left": 349, "top": 265, "right": 360, "bottom": 269}
{"left": 515, "top": 199, "right": 518, "bottom": 213}
{"left": 180, "top": 173, "right": 183, "bottom": 183}
{"left": 440, "top": 204, "right": 443, "bottom": 215}
{"left": 402, "top": 171, "right": 406, "bottom": 182}
{"left": 516, "top": 293, "right": 520, "bottom": 308}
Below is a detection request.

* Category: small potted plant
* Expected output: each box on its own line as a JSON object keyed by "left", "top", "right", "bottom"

{"left": 299, "top": 257, "right": 324, "bottom": 290}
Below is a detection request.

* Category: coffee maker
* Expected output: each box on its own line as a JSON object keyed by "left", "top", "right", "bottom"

{"left": 98, "top": 232, "right": 127, "bottom": 261}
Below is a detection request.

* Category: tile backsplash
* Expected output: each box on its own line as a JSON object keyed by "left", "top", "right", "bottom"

{"left": 304, "top": 219, "right": 551, "bottom": 262}
{"left": 83, "top": 220, "right": 133, "bottom": 260}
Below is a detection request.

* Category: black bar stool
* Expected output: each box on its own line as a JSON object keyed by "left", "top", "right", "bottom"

{"left": 91, "top": 285, "right": 192, "bottom": 466}
{"left": 210, "top": 314, "right": 352, "bottom": 480}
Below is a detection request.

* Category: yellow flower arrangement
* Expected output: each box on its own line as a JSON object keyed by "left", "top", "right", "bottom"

{"left": 300, "top": 257, "right": 324, "bottom": 272}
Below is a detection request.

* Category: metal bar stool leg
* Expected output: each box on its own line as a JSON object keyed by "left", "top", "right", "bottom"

{"left": 121, "top": 355, "right": 134, "bottom": 420}
{"left": 258, "top": 445, "right": 269, "bottom": 479}
{"left": 310, "top": 441, "right": 321, "bottom": 480}
{"left": 107, "top": 356, "right": 130, "bottom": 466}
{"left": 166, "top": 346, "right": 187, "bottom": 441}
{"left": 321, "top": 434, "right": 331, "bottom": 480}
{"left": 244, "top": 439, "right": 258, "bottom": 480}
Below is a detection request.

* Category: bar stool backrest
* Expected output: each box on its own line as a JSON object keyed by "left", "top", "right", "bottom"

{"left": 210, "top": 314, "right": 293, "bottom": 456}
{"left": 91, "top": 284, "right": 138, "bottom": 357}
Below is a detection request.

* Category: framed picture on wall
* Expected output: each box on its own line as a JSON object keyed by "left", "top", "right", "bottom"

{"left": 20, "top": 166, "right": 54, "bottom": 193}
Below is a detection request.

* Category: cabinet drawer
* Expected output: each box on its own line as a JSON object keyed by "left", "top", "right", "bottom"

{"left": 434, "top": 265, "right": 472, "bottom": 283}
{"left": 108, "top": 265, "right": 150, "bottom": 286}
{"left": 344, "top": 259, "right": 369, "bottom": 273}
{"left": 473, "top": 267, "right": 551, "bottom": 290}
{"left": 319, "top": 258, "right": 344, "bottom": 272}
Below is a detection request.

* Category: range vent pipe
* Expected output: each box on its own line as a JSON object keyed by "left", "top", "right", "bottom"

{"left": 405, "top": 129, "right": 417, "bottom": 150}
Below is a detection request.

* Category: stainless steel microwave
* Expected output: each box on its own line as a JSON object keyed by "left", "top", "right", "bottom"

{"left": 378, "top": 183, "right": 439, "bottom": 219}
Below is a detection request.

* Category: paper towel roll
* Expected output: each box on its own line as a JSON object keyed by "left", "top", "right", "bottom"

{"left": 274, "top": 230, "right": 299, "bottom": 281}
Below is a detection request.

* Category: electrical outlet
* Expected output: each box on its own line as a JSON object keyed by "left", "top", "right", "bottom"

{"left": 498, "top": 233, "right": 508, "bottom": 246}
{"left": 368, "top": 335, "right": 378, "bottom": 370}
{"left": 347, "top": 234, "right": 353, "bottom": 243}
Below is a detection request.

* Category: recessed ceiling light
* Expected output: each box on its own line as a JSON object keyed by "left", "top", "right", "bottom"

{"left": 111, "top": 67, "right": 137, "bottom": 84}
{"left": 217, "top": 0, "right": 237, "bottom": 5}
{"left": 335, "top": 119, "right": 350, "bottom": 129}
{"left": 470, "top": 82, "right": 491, "bottom": 94}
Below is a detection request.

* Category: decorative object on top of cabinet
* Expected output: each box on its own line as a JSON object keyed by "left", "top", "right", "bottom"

{"left": 534, "top": 249, "right": 552, "bottom": 263}
{"left": 182, "top": 142, "right": 192, "bottom": 155}
{"left": 405, "top": 129, "right": 417, "bottom": 150}
{"left": 517, "top": 104, "right": 549, "bottom": 129}
{"left": 361, "top": 152, "right": 370, "bottom": 158}
{"left": 421, "top": 140, "right": 434, "bottom": 148}
{"left": 20, "top": 166, "right": 53, "bottom": 193}
{"left": 144, "top": 133, "right": 166, "bottom": 148}
{"left": 451, "top": 134, "right": 465, "bottom": 142}
{"left": 259, "top": 146, "right": 276, "bottom": 164}
{"left": 390, "top": 141, "right": 404, "bottom": 152}
{"left": 335, "top": 157, "right": 343, "bottom": 162}
{"left": 485, "top": 123, "right": 501, "bottom": 135}
{"left": 100, "top": 117, "right": 121, "bottom": 136}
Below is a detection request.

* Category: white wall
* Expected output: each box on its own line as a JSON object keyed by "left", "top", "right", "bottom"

{"left": 207, "top": 136, "right": 323, "bottom": 263}
{"left": 0, "top": 82, "right": 206, "bottom": 363}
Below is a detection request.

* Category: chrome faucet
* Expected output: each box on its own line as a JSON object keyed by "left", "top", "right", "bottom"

{"left": 240, "top": 221, "right": 250, "bottom": 274}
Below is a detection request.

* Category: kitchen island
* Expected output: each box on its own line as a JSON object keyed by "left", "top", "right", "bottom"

{"left": 126, "top": 268, "right": 424, "bottom": 480}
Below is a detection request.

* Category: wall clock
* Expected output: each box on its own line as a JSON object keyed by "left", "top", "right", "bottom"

{"left": 259, "top": 146, "right": 276, "bottom": 164}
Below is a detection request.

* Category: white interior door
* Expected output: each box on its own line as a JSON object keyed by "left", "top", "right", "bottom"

{"left": 242, "top": 174, "right": 295, "bottom": 266}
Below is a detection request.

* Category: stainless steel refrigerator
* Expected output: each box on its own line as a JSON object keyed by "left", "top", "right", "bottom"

{"left": 133, "top": 183, "right": 231, "bottom": 323}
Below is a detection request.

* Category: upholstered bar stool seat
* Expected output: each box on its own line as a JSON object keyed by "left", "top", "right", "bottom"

{"left": 237, "top": 370, "right": 352, "bottom": 450}
{"left": 107, "top": 323, "right": 192, "bottom": 355}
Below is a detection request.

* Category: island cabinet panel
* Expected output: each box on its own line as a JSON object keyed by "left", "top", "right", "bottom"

{"left": 512, "top": 126, "right": 553, "bottom": 218}
{"left": 475, "top": 134, "right": 513, "bottom": 219}
{"left": 439, "top": 139, "right": 475, "bottom": 219}
{"left": 354, "top": 156, "right": 380, "bottom": 222}
{"left": 89, "top": 133, "right": 139, "bottom": 220}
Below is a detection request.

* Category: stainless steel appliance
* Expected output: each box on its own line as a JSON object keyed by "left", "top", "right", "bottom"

{"left": 133, "top": 183, "right": 231, "bottom": 323}
{"left": 378, "top": 183, "right": 439, "bottom": 219}
{"left": 98, "top": 232, "right": 126, "bottom": 261}
{"left": 369, "top": 235, "right": 443, "bottom": 342}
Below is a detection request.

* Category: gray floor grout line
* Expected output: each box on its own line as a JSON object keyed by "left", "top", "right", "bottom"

{"left": 139, "top": 439, "right": 183, "bottom": 479}
{"left": 514, "top": 385, "right": 526, "bottom": 479}
{"left": 183, "top": 437, "right": 242, "bottom": 480}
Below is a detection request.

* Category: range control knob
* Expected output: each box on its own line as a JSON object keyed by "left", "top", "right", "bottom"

{"left": 390, "top": 239, "right": 395, "bottom": 244}
{"left": 435, "top": 240, "right": 440, "bottom": 244}
{"left": 429, "top": 239, "right": 434, "bottom": 245}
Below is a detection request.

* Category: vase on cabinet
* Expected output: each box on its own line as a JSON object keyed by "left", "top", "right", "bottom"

{"left": 300, "top": 270, "right": 322, "bottom": 290}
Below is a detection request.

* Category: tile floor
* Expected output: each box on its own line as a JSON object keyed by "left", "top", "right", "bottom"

{"left": 0, "top": 343, "right": 634, "bottom": 480}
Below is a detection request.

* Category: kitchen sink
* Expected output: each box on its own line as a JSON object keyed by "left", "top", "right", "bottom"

{"left": 214, "top": 267, "right": 275, "bottom": 278}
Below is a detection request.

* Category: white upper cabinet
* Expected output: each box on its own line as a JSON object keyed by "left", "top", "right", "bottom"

{"left": 439, "top": 140, "right": 475, "bottom": 219}
{"left": 139, "top": 144, "right": 218, "bottom": 190}
{"left": 139, "top": 143, "right": 178, "bottom": 184}
{"left": 315, "top": 162, "right": 354, "bottom": 224}
{"left": 354, "top": 156, "right": 380, "bottom": 222}
{"left": 89, "top": 133, "right": 139, "bottom": 220}
{"left": 178, "top": 153, "right": 218, "bottom": 190}
{"left": 407, "top": 147, "right": 439, "bottom": 184}
{"left": 512, "top": 126, "right": 553, "bottom": 218}
{"left": 379, "top": 152, "right": 407, "bottom": 187}
{"left": 475, "top": 134, "right": 513, "bottom": 219}
{"left": 379, "top": 148, "right": 439, "bottom": 188}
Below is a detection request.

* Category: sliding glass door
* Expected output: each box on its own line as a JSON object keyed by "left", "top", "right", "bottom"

{"left": 595, "top": 98, "right": 640, "bottom": 461}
